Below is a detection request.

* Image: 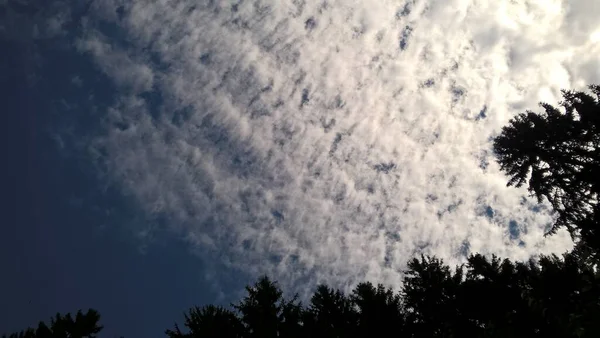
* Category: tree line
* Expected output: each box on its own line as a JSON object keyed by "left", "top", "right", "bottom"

{"left": 4, "top": 85, "right": 599, "bottom": 337}
{"left": 165, "top": 249, "right": 599, "bottom": 338}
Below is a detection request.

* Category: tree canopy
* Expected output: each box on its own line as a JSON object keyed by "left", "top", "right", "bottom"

{"left": 493, "top": 85, "right": 600, "bottom": 251}
{"left": 1, "top": 309, "right": 103, "bottom": 338}
{"left": 167, "top": 253, "right": 600, "bottom": 338}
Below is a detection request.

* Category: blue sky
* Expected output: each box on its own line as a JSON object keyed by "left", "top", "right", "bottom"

{"left": 3, "top": 0, "right": 599, "bottom": 336}
{"left": 1, "top": 3, "right": 246, "bottom": 336}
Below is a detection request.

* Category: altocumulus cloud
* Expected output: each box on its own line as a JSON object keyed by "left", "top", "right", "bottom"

{"left": 75, "top": 0, "right": 600, "bottom": 292}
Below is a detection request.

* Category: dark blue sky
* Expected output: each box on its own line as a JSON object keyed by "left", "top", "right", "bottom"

{"left": 0, "top": 4, "right": 246, "bottom": 336}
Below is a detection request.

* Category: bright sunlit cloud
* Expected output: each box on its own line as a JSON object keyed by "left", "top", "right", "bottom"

{"left": 78, "top": 0, "right": 600, "bottom": 292}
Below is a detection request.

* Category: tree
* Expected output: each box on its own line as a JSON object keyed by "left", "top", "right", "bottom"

{"left": 165, "top": 305, "right": 244, "bottom": 338}
{"left": 232, "top": 276, "right": 302, "bottom": 338}
{"left": 460, "top": 255, "right": 536, "bottom": 337}
{"left": 302, "top": 284, "right": 357, "bottom": 338}
{"left": 493, "top": 85, "right": 600, "bottom": 251}
{"left": 2, "top": 309, "right": 103, "bottom": 338}
{"left": 168, "top": 276, "right": 302, "bottom": 338}
{"left": 350, "top": 282, "right": 403, "bottom": 337}
{"left": 526, "top": 251, "right": 600, "bottom": 337}
{"left": 402, "top": 255, "right": 465, "bottom": 337}
{"left": 171, "top": 251, "right": 600, "bottom": 337}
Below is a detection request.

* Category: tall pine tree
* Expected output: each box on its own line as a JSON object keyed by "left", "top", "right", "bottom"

{"left": 493, "top": 85, "right": 600, "bottom": 252}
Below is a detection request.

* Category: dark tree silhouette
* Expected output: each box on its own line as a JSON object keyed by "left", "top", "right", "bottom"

{"left": 232, "top": 276, "right": 302, "bottom": 338}
{"left": 2, "top": 309, "right": 103, "bottom": 338}
{"left": 169, "top": 251, "right": 599, "bottom": 337}
{"left": 460, "top": 254, "right": 538, "bottom": 337}
{"left": 493, "top": 85, "right": 600, "bottom": 251}
{"left": 167, "top": 277, "right": 302, "bottom": 338}
{"left": 302, "top": 284, "right": 356, "bottom": 338}
{"left": 402, "top": 255, "right": 464, "bottom": 337}
{"left": 350, "top": 281, "right": 403, "bottom": 337}
{"left": 165, "top": 305, "right": 244, "bottom": 338}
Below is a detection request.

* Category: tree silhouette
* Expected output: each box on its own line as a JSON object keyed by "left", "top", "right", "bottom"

{"left": 165, "top": 305, "right": 244, "bottom": 338}
{"left": 232, "top": 276, "right": 302, "bottom": 338}
{"left": 2, "top": 309, "right": 103, "bottom": 338}
{"left": 461, "top": 255, "right": 536, "bottom": 337}
{"left": 350, "top": 282, "right": 403, "bottom": 337}
{"left": 302, "top": 284, "right": 356, "bottom": 337}
{"left": 169, "top": 250, "right": 599, "bottom": 337}
{"left": 167, "top": 276, "right": 302, "bottom": 338}
{"left": 493, "top": 85, "right": 600, "bottom": 251}
{"left": 402, "top": 255, "right": 464, "bottom": 337}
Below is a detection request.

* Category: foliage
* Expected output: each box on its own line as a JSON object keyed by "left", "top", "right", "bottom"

{"left": 493, "top": 85, "right": 600, "bottom": 251}
{"left": 2, "top": 309, "right": 103, "bottom": 338}
{"left": 168, "top": 251, "right": 600, "bottom": 337}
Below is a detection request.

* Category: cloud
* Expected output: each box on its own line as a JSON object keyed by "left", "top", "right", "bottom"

{"left": 1, "top": 2, "right": 57, "bottom": 40}
{"left": 77, "top": 0, "right": 599, "bottom": 292}
{"left": 76, "top": 32, "right": 154, "bottom": 94}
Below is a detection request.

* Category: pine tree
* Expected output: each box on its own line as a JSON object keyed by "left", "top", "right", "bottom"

{"left": 493, "top": 85, "right": 600, "bottom": 251}
{"left": 302, "top": 285, "right": 357, "bottom": 338}
{"left": 350, "top": 282, "right": 403, "bottom": 337}
{"left": 402, "top": 255, "right": 464, "bottom": 337}
{"left": 2, "top": 309, "right": 103, "bottom": 338}
{"left": 165, "top": 305, "right": 244, "bottom": 338}
{"left": 232, "top": 276, "right": 302, "bottom": 338}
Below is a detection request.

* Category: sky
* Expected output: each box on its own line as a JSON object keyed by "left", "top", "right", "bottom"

{"left": 2, "top": 0, "right": 600, "bottom": 336}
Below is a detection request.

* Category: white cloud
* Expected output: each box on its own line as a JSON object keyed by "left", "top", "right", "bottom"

{"left": 81, "top": 0, "right": 599, "bottom": 293}
{"left": 76, "top": 32, "right": 154, "bottom": 94}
